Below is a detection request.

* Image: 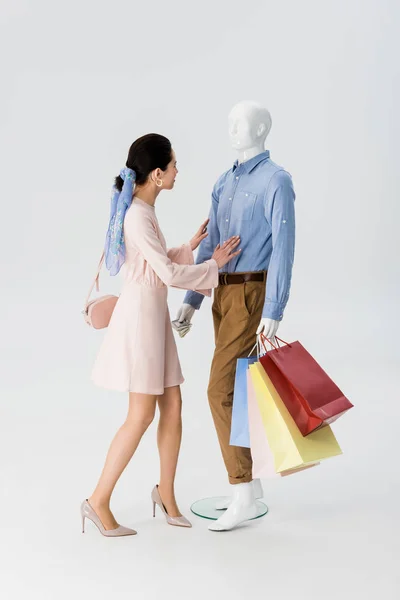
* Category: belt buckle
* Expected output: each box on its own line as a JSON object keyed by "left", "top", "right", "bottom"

{"left": 220, "top": 273, "right": 228, "bottom": 285}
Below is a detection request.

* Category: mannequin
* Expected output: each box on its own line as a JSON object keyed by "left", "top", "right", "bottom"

{"left": 176, "top": 101, "right": 295, "bottom": 530}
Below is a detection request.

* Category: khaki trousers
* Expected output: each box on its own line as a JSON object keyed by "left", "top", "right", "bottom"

{"left": 207, "top": 275, "right": 266, "bottom": 485}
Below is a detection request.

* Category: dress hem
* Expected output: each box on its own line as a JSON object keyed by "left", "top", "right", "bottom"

{"left": 91, "top": 377, "right": 185, "bottom": 395}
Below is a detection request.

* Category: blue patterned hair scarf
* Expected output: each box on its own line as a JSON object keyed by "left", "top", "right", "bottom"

{"left": 104, "top": 167, "right": 136, "bottom": 275}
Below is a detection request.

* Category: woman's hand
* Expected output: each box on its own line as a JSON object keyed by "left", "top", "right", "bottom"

{"left": 190, "top": 218, "right": 209, "bottom": 251}
{"left": 212, "top": 236, "right": 241, "bottom": 269}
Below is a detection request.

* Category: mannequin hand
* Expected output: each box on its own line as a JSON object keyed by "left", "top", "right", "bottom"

{"left": 190, "top": 218, "right": 209, "bottom": 251}
{"left": 256, "top": 317, "right": 279, "bottom": 345}
{"left": 175, "top": 303, "right": 196, "bottom": 324}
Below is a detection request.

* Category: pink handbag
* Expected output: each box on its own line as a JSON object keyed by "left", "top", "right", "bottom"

{"left": 82, "top": 252, "right": 119, "bottom": 329}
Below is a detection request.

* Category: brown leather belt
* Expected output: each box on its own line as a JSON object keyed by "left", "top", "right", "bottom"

{"left": 218, "top": 271, "right": 267, "bottom": 286}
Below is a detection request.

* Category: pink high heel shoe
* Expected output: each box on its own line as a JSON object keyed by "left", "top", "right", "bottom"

{"left": 80, "top": 499, "right": 137, "bottom": 537}
{"left": 151, "top": 485, "right": 192, "bottom": 528}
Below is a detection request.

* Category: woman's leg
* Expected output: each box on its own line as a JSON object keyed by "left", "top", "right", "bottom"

{"left": 88, "top": 392, "right": 157, "bottom": 529}
{"left": 156, "top": 385, "right": 183, "bottom": 517}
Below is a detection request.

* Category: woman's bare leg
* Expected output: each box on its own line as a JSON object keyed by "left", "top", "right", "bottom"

{"left": 156, "top": 385, "right": 183, "bottom": 517}
{"left": 88, "top": 392, "right": 157, "bottom": 529}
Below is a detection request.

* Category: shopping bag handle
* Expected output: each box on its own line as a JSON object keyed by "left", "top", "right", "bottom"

{"left": 248, "top": 336, "right": 263, "bottom": 358}
{"left": 259, "top": 333, "right": 291, "bottom": 353}
{"left": 259, "top": 333, "right": 277, "bottom": 353}
{"left": 275, "top": 335, "right": 292, "bottom": 347}
{"left": 248, "top": 334, "right": 278, "bottom": 357}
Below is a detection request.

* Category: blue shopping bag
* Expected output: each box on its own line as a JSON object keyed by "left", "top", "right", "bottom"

{"left": 230, "top": 356, "right": 259, "bottom": 448}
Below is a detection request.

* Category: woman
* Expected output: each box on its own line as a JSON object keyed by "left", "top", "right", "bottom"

{"left": 81, "top": 134, "right": 241, "bottom": 537}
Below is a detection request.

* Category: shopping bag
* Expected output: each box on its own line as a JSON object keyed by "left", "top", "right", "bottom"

{"left": 259, "top": 335, "right": 353, "bottom": 436}
{"left": 247, "top": 371, "right": 320, "bottom": 478}
{"left": 249, "top": 362, "right": 342, "bottom": 473}
{"left": 247, "top": 369, "right": 276, "bottom": 477}
{"left": 230, "top": 357, "right": 258, "bottom": 448}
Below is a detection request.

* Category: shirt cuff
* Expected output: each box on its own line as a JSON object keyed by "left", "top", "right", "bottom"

{"left": 184, "top": 291, "right": 204, "bottom": 309}
{"left": 184, "top": 242, "right": 194, "bottom": 265}
{"left": 262, "top": 300, "right": 286, "bottom": 321}
{"left": 205, "top": 258, "right": 219, "bottom": 284}
{"left": 193, "top": 258, "right": 218, "bottom": 297}
{"left": 184, "top": 259, "right": 219, "bottom": 307}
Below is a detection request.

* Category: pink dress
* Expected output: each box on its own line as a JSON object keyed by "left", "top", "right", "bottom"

{"left": 91, "top": 196, "right": 219, "bottom": 394}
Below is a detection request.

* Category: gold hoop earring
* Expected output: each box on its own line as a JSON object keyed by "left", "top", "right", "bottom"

{"left": 156, "top": 178, "right": 163, "bottom": 187}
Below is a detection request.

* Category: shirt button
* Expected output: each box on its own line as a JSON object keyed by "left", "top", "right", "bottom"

{"left": 245, "top": 193, "right": 248, "bottom": 197}
{"left": 236, "top": 176, "right": 239, "bottom": 180}
{"left": 226, "top": 219, "right": 229, "bottom": 222}
{"left": 229, "top": 197, "right": 232, "bottom": 200}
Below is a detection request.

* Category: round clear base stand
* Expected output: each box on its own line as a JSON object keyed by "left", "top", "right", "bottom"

{"left": 190, "top": 497, "right": 268, "bottom": 521}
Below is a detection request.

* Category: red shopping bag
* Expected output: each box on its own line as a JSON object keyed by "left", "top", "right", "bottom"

{"left": 259, "top": 335, "right": 353, "bottom": 436}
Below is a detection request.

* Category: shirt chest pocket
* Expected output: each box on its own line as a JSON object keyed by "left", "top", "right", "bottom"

{"left": 236, "top": 191, "right": 257, "bottom": 221}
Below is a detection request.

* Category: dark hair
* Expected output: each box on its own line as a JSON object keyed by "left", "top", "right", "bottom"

{"left": 115, "top": 133, "right": 172, "bottom": 191}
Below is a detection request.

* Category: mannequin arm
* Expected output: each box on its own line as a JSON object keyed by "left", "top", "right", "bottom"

{"left": 262, "top": 170, "right": 295, "bottom": 321}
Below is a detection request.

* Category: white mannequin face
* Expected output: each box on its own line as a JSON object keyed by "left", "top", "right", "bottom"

{"left": 228, "top": 101, "right": 271, "bottom": 152}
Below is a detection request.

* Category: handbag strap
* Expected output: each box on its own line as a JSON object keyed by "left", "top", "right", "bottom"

{"left": 84, "top": 251, "right": 105, "bottom": 310}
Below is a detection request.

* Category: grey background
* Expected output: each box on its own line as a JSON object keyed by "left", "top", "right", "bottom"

{"left": 1, "top": 0, "right": 399, "bottom": 598}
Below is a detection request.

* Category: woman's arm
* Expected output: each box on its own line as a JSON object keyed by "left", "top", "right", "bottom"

{"left": 166, "top": 244, "right": 194, "bottom": 265}
{"left": 129, "top": 212, "right": 218, "bottom": 292}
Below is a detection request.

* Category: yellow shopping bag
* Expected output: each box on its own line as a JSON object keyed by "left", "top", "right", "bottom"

{"left": 249, "top": 362, "right": 342, "bottom": 473}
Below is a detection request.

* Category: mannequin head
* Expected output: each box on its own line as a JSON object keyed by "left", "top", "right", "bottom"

{"left": 228, "top": 101, "right": 272, "bottom": 153}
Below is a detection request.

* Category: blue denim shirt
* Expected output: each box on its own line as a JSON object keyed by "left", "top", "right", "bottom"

{"left": 184, "top": 151, "right": 295, "bottom": 321}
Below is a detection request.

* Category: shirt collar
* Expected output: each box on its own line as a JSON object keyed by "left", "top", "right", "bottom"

{"left": 232, "top": 150, "right": 270, "bottom": 173}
